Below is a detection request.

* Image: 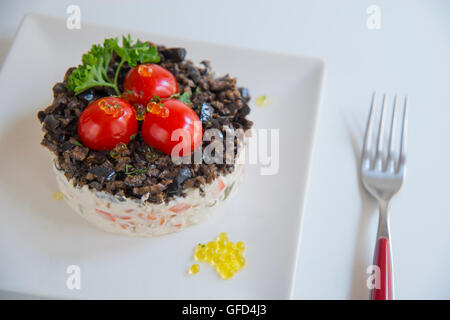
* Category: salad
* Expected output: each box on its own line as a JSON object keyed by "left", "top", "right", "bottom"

{"left": 38, "top": 36, "right": 252, "bottom": 237}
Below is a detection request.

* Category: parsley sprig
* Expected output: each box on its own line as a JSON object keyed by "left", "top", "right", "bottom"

{"left": 67, "top": 35, "right": 160, "bottom": 95}
{"left": 150, "top": 92, "right": 192, "bottom": 106}
{"left": 169, "top": 92, "right": 191, "bottom": 105}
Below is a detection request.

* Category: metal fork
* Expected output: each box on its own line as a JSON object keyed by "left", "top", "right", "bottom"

{"left": 360, "top": 92, "right": 408, "bottom": 300}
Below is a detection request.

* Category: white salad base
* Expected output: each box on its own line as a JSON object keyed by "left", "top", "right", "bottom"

{"left": 54, "top": 155, "right": 245, "bottom": 237}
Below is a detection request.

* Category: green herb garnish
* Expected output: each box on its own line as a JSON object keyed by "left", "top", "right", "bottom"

{"left": 125, "top": 164, "right": 148, "bottom": 175}
{"left": 71, "top": 139, "right": 84, "bottom": 147}
{"left": 178, "top": 92, "right": 191, "bottom": 104}
{"left": 168, "top": 91, "right": 192, "bottom": 105}
{"left": 67, "top": 35, "right": 160, "bottom": 96}
{"left": 129, "top": 133, "right": 137, "bottom": 141}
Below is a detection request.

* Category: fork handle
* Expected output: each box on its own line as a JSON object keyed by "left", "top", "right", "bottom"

{"left": 371, "top": 237, "right": 393, "bottom": 300}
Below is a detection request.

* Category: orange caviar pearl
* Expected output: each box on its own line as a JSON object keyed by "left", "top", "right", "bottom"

{"left": 134, "top": 104, "right": 146, "bottom": 121}
{"left": 98, "top": 98, "right": 124, "bottom": 118}
{"left": 147, "top": 102, "right": 169, "bottom": 118}
{"left": 138, "top": 64, "right": 153, "bottom": 77}
{"left": 115, "top": 142, "right": 127, "bottom": 153}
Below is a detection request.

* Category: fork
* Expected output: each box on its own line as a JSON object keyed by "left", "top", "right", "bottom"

{"left": 360, "top": 93, "right": 408, "bottom": 300}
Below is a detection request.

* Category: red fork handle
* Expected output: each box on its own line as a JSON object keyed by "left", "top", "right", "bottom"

{"left": 371, "top": 237, "right": 393, "bottom": 300}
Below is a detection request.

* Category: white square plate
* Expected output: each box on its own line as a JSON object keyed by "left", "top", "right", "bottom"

{"left": 0, "top": 14, "right": 325, "bottom": 299}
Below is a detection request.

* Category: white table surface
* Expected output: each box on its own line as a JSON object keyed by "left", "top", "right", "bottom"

{"left": 0, "top": 0, "right": 449, "bottom": 300}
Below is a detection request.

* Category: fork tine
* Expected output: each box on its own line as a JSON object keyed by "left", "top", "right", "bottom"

{"left": 375, "top": 94, "right": 387, "bottom": 170}
{"left": 386, "top": 95, "right": 398, "bottom": 172}
{"left": 361, "top": 92, "right": 376, "bottom": 168}
{"left": 398, "top": 96, "right": 408, "bottom": 172}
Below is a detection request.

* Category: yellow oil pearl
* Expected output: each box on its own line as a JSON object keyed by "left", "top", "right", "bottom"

{"left": 222, "top": 269, "right": 234, "bottom": 280}
{"left": 236, "top": 241, "right": 245, "bottom": 251}
{"left": 205, "top": 249, "right": 214, "bottom": 261}
{"left": 212, "top": 255, "right": 223, "bottom": 265}
{"left": 217, "top": 232, "right": 228, "bottom": 242}
{"left": 223, "top": 252, "right": 233, "bottom": 262}
{"left": 217, "top": 239, "right": 227, "bottom": 249}
{"left": 191, "top": 233, "right": 246, "bottom": 280}
{"left": 189, "top": 264, "right": 200, "bottom": 275}
{"left": 52, "top": 191, "right": 63, "bottom": 201}
{"left": 218, "top": 263, "right": 230, "bottom": 273}
{"left": 255, "top": 95, "right": 272, "bottom": 107}
{"left": 206, "top": 241, "right": 217, "bottom": 250}
{"left": 194, "top": 250, "right": 206, "bottom": 261}
{"left": 238, "top": 257, "right": 246, "bottom": 268}
{"left": 230, "top": 260, "right": 240, "bottom": 271}
{"left": 225, "top": 242, "right": 235, "bottom": 251}
{"left": 110, "top": 149, "right": 121, "bottom": 159}
{"left": 229, "top": 249, "right": 240, "bottom": 258}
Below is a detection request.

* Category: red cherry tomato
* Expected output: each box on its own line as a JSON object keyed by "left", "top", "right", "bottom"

{"left": 122, "top": 64, "right": 178, "bottom": 105}
{"left": 78, "top": 97, "right": 138, "bottom": 150}
{"left": 141, "top": 99, "right": 202, "bottom": 156}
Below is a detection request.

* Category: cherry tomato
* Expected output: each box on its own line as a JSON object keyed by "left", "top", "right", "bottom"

{"left": 122, "top": 64, "right": 178, "bottom": 105}
{"left": 78, "top": 97, "right": 138, "bottom": 150}
{"left": 141, "top": 99, "right": 202, "bottom": 156}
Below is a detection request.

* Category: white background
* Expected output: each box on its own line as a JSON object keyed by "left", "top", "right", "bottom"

{"left": 0, "top": 0, "right": 449, "bottom": 299}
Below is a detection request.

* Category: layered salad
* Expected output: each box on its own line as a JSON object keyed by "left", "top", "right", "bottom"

{"left": 37, "top": 36, "right": 252, "bottom": 237}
